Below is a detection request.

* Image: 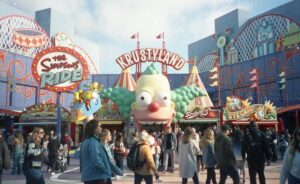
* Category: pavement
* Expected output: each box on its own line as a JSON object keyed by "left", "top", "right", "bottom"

{"left": 2, "top": 158, "right": 282, "bottom": 184}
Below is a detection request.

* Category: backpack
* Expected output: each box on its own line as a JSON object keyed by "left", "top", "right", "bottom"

{"left": 126, "top": 143, "right": 145, "bottom": 171}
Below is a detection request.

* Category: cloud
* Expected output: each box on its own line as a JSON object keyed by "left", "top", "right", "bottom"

{"left": 1, "top": 0, "right": 288, "bottom": 74}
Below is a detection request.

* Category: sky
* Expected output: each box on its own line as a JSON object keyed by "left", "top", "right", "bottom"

{"left": 1, "top": 0, "right": 291, "bottom": 74}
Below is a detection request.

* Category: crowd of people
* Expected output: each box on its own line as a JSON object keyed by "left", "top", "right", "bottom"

{"left": 0, "top": 120, "right": 299, "bottom": 184}
{"left": 0, "top": 128, "right": 73, "bottom": 184}
{"left": 79, "top": 120, "right": 299, "bottom": 184}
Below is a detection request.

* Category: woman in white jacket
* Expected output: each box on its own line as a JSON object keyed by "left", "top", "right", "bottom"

{"left": 280, "top": 127, "right": 300, "bottom": 184}
{"left": 178, "top": 127, "right": 200, "bottom": 184}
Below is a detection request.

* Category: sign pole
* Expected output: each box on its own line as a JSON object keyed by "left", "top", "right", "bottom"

{"left": 56, "top": 92, "right": 62, "bottom": 141}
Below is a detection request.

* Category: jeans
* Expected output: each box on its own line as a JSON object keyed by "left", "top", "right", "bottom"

{"left": 12, "top": 154, "right": 23, "bottom": 174}
{"left": 23, "top": 168, "right": 45, "bottom": 184}
{"left": 182, "top": 172, "right": 199, "bottom": 184}
{"left": 288, "top": 174, "right": 300, "bottom": 184}
{"left": 248, "top": 160, "right": 265, "bottom": 184}
{"left": 219, "top": 165, "right": 240, "bottom": 184}
{"left": 134, "top": 173, "right": 153, "bottom": 184}
{"left": 114, "top": 153, "right": 124, "bottom": 171}
{"left": 206, "top": 167, "right": 217, "bottom": 184}
{"left": 163, "top": 149, "right": 175, "bottom": 171}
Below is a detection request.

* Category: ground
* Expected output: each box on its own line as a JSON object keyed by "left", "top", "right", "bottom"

{"left": 2, "top": 157, "right": 282, "bottom": 184}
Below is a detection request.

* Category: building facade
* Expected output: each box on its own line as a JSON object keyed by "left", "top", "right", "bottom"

{"left": 188, "top": 0, "right": 300, "bottom": 130}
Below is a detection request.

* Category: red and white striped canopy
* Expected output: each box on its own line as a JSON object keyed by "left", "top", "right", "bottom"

{"left": 113, "top": 69, "right": 136, "bottom": 91}
{"left": 183, "top": 66, "right": 213, "bottom": 107}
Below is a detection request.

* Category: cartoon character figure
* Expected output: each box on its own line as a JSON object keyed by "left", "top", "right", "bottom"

{"left": 71, "top": 83, "right": 103, "bottom": 122}
{"left": 101, "top": 64, "right": 206, "bottom": 131}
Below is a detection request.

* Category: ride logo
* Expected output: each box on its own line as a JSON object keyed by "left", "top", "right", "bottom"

{"left": 32, "top": 47, "right": 88, "bottom": 92}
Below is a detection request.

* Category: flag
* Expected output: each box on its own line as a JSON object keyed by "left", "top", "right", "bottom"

{"left": 279, "top": 78, "right": 286, "bottom": 84}
{"left": 250, "top": 75, "right": 257, "bottom": 81}
{"left": 279, "top": 84, "right": 285, "bottom": 90}
{"left": 210, "top": 66, "right": 218, "bottom": 73}
{"left": 250, "top": 83, "right": 258, "bottom": 88}
{"left": 279, "top": 71, "right": 285, "bottom": 77}
{"left": 156, "top": 32, "right": 164, "bottom": 39}
{"left": 210, "top": 73, "right": 218, "bottom": 79}
{"left": 210, "top": 81, "right": 218, "bottom": 87}
{"left": 131, "top": 32, "right": 139, "bottom": 39}
{"left": 249, "top": 68, "right": 257, "bottom": 74}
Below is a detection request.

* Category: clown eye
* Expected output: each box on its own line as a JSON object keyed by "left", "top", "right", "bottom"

{"left": 136, "top": 91, "right": 152, "bottom": 107}
{"left": 156, "top": 92, "right": 171, "bottom": 107}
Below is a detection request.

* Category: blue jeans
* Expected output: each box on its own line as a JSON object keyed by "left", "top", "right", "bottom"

{"left": 134, "top": 173, "right": 153, "bottom": 184}
{"left": 219, "top": 165, "right": 240, "bottom": 184}
{"left": 288, "top": 174, "right": 300, "bottom": 184}
{"left": 23, "top": 168, "right": 45, "bottom": 184}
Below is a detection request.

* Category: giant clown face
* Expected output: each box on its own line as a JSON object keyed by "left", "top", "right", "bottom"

{"left": 131, "top": 74, "right": 176, "bottom": 130}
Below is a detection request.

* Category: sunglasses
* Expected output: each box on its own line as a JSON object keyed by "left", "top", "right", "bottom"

{"left": 39, "top": 131, "right": 44, "bottom": 134}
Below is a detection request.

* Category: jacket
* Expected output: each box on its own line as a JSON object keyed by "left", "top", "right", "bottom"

{"left": 81, "top": 136, "right": 122, "bottom": 182}
{"left": 135, "top": 143, "right": 157, "bottom": 176}
{"left": 162, "top": 132, "right": 177, "bottom": 150}
{"left": 214, "top": 133, "right": 236, "bottom": 166}
{"left": 0, "top": 140, "right": 10, "bottom": 169}
{"left": 241, "top": 129, "right": 271, "bottom": 162}
{"left": 204, "top": 143, "right": 217, "bottom": 168}
{"left": 178, "top": 141, "right": 198, "bottom": 178}
{"left": 280, "top": 148, "right": 300, "bottom": 184}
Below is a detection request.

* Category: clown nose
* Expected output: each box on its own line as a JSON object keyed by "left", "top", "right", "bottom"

{"left": 148, "top": 102, "right": 160, "bottom": 112}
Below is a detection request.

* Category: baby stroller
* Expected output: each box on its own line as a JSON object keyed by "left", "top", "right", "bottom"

{"left": 54, "top": 144, "right": 68, "bottom": 173}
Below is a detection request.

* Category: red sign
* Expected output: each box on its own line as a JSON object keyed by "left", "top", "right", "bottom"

{"left": 116, "top": 48, "right": 185, "bottom": 70}
{"left": 32, "top": 47, "right": 88, "bottom": 92}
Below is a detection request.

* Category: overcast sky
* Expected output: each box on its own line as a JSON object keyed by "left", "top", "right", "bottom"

{"left": 1, "top": 0, "right": 291, "bottom": 74}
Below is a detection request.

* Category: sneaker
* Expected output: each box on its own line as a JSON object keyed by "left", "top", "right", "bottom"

{"left": 51, "top": 172, "right": 56, "bottom": 176}
{"left": 162, "top": 170, "right": 167, "bottom": 174}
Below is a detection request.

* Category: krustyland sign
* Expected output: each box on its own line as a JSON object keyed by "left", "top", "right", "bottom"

{"left": 116, "top": 48, "right": 185, "bottom": 70}
{"left": 32, "top": 47, "right": 88, "bottom": 92}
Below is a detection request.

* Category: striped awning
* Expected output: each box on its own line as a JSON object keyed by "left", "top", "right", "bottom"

{"left": 113, "top": 69, "right": 136, "bottom": 91}
{"left": 183, "top": 66, "right": 213, "bottom": 107}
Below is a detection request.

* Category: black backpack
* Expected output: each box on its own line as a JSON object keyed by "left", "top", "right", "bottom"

{"left": 126, "top": 143, "right": 145, "bottom": 171}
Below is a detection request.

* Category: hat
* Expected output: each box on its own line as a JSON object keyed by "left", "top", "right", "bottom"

{"left": 221, "top": 124, "right": 231, "bottom": 131}
{"left": 138, "top": 131, "right": 149, "bottom": 143}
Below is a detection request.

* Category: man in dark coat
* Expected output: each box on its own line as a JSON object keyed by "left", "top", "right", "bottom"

{"left": 215, "top": 124, "right": 240, "bottom": 184}
{"left": 47, "top": 131, "right": 60, "bottom": 173}
{"left": 242, "top": 121, "right": 271, "bottom": 184}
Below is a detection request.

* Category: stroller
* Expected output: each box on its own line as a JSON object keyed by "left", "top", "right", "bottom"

{"left": 53, "top": 144, "right": 68, "bottom": 173}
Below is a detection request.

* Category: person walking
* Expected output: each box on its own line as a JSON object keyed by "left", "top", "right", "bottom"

{"left": 162, "top": 126, "right": 177, "bottom": 173}
{"left": 134, "top": 131, "right": 159, "bottom": 184}
{"left": 232, "top": 126, "right": 245, "bottom": 183}
{"left": 23, "top": 127, "right": 46, "bottom": 184}
{"left": 280, "top": 127, "right": 300, "bottom": 184}
{"left": 47, "top": 130, "right": 60, "bottom": 175}
{"left": 81, "top": 120, "right": 122, "bottom": 184}
{"left": 178, "top": 127, "right": 200, "bottom": 184}
{"left": 201, "top": 128, "right": 217, "bottom": 184}
{"left": 11, "top": 133, "right": 24, "bottom": 175}
{"left": 215, "top": 124, "right": 240, "bottom": 184}
{"left": 0, "top": 132, "right": 10, "bottom": 184}
{"left": 113, "top": 133, "right": 126, "bottom": 171}
{"left": 242, "top": 121, "right": 271, "bottom": 184}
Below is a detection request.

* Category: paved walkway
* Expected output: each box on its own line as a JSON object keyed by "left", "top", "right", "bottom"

{"left": 2, "top": 158, "right": 282, "bottom": 184}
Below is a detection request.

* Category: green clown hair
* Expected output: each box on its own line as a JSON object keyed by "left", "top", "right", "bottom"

{"left": 143, "top": 63, "right": 161, "bottom": 75}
